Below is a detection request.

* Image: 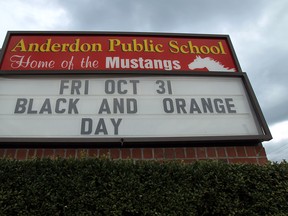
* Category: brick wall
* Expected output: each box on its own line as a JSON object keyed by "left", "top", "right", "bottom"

{"left": 0, "top": 144, "right": 268, "bottom": 164}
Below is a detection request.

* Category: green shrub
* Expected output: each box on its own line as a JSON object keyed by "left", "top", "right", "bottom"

{"left": 0, "top": 158, "right": 287, "bottom": 215}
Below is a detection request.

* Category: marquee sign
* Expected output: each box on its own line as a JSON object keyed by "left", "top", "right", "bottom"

{"left": 0, "top": 72, "right": 271, "bottom": 144}
{"left": 0, "top": 32, "right": 271, "bottom": 146}
{"left": 0, "top": 32, "right": 241, "bottom": 73}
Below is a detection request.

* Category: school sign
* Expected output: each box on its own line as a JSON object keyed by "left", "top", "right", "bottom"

{"left": 0, "top": 32, "right": 271, "bottom": 145}
{"left": 0, "top": 32, "right": 241, "bottom": 72}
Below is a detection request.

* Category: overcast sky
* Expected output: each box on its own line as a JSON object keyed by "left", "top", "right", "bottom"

{"left": 0, "top": 0, "right": 287, "bottom": 161}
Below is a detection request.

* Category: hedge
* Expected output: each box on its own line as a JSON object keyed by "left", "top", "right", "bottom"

{"left": 0, "top": 158, "right": 287, "bottom": 215}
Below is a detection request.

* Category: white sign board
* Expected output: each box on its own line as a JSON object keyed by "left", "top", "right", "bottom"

{"left": 0, "top": 75, "right": 263, "bottom": 141}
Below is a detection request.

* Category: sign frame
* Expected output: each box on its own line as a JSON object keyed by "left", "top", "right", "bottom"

{"left": 0, "top": 71, "right": 271, "bottom": 147}
{"left": 0, "top": 31, "right": 242, "bottom": 73}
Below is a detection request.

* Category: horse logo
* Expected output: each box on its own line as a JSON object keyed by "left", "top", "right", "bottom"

{"left": 188, "top": 56, "right": 236, "bottom": 72}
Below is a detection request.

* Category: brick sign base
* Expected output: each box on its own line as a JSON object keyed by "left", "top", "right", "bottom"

{"left": 0, "top": 144, "right": 268, "bottom": 164}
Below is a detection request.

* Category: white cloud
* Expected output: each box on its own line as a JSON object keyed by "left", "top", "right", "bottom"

{"left": 0, "top": 0, "right": 69, "bottom": 46}
{"left": 269, "top": 121, "right": 288, "bottom": 143}
{"left": 264, "top": 120, "right": 288, "bottom": 162}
